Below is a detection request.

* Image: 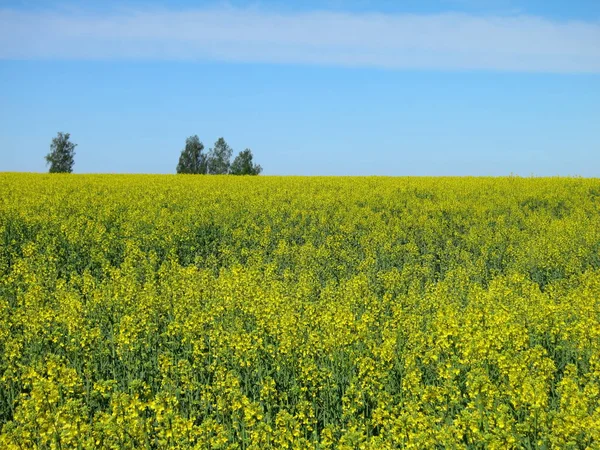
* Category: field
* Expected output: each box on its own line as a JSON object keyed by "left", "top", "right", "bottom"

{"left": 1, "top": 174, "right": 600, "bottom": 449}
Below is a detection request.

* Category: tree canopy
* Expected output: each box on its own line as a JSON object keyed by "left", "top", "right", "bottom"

{"left": 42, "top": 132, "right": 263, "bottom": 175}
{"left": 207, "top": 138, "right": 233, "bottom": 175}
{"left": 176, "top": 135, "right": 207, "bottom": 174}
{"left": 45, "top": 132, "right": 76, "bottom": 173}
{"left": 230, "top": 149, "right": 263, "bottom": 175}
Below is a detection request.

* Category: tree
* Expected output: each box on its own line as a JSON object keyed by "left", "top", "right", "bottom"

{"left": 45, "top": 132, "right": 77, "bottom": 173}
{"left": 230, "top": 149, "right": 262, "bottom": 175}
{"left": 176, "top": 135, "right": 207, "bottom": 174}
{"left": 207, "top": 138, "right": 233, "bottom": 175}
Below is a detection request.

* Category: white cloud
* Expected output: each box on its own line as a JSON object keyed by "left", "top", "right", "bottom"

{"left": 1, "top": 6, "right": 599, "bottom": 72}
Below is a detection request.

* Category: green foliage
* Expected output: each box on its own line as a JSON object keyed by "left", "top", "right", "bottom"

{"left": 45, "top": 132, "right": 76, "bottom": 173}
{"left": 207, "top": 137, "right": 233, "bottom": 175}
{"left": 230, "top": 149, "right": 262, "bottom": 175}
{"left": 176, "top": 135, "right": 207, "bottom": 174}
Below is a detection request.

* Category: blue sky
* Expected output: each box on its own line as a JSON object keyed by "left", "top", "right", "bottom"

{"left": 1, "top": 1, "right": 599, "bottom": 176}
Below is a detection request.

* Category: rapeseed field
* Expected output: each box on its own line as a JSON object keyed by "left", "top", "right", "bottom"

{"left": 0, "top": 173, "right": 599, "bottom": 449}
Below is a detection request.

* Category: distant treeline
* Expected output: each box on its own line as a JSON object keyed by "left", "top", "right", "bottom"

{"left": 176, "top": 135, "right": 261, "bottom": 175}
{"left": 44, "top": 132, "right": 262, "bottom": 175}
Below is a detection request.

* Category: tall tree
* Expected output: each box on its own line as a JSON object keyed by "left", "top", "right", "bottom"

{"left": 176, "top": 135, "right": 207, "bottom": 174}
{"left": 207, "top": 138, "right": 233, "bottom": 175}
{"left": 230, "top": 149, "right": 262, "bottom": 175}
{"left": 45, "top": 132, "right": 77, "bottom": 173}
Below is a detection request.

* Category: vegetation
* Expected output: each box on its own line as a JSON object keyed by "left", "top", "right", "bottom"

{"left": 1, "top": 174, "right": 599, "bottom": 448}
{"left": 176, "top": 136, "right": 262, "bottom": 175}
{"left": 230, "top": 149, "right": 263, "bottom": 175}
{"left": 176, "top": 135, "right": 207, "bottom": 175}
{"left": 45, "top": 132, "right": 77, "bottom": 173}
{"left": 207, "top": 137, "right": 233, "bottom": 175}
{"left": 45, "top": 133, "right": 262, "bottom": 175}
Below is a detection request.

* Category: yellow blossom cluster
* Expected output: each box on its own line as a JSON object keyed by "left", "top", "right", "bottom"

{"left": 0, "top": 173, "right": 599, "bottom": 448}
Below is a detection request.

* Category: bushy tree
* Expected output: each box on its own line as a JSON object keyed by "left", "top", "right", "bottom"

{"left": 45, "top": 132, "right": 76, "bottom": 173}
{"left": 230, "top": 149, "right": 262, "bottom": 175}
{"left": 176, "top": 135, "right": 207, "bottom": 174}
{"left": 207, "top": 138, "right": 233, "bottom": 175}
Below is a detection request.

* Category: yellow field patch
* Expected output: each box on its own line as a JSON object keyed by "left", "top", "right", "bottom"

{"left": 0, "top": 174, "right": 599, "bottom": 448}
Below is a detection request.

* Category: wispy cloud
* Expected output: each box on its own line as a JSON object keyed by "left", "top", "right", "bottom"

{"left": 1, "top": 6, "right": 599, "bottom": 72}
